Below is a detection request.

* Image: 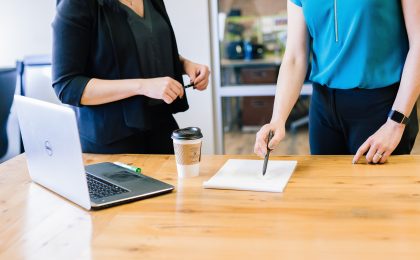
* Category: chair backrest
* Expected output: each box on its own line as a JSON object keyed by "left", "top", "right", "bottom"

{"left": 22, "top": 55, "right": 61, "bottom": 105}
{"left": 0, "top": 68, "right": 17, "bottom": 157}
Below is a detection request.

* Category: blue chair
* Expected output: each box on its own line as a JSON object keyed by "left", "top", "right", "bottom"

{"left": 0, "top": 68, "right": 17, "bottom": 157}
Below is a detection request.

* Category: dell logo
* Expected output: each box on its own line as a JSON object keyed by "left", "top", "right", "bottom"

{"left": 44, "top": 141, "right": 53, "bottom": 157}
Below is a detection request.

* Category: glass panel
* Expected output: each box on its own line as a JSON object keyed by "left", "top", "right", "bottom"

{"left": 218, "top": 0, "right": 288, "bottom": 86}
{"left": 214, "top": 0, "right": 310, "bottom": 154}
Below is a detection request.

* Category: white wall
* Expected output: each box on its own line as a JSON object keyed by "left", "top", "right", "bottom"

{"left": 163, "top": 0, "right": 216, "bottom": 154}
{"left": 0, "top": 0, "right": 55, "bottom": 67}
{"left": 0, "top": 0, "right": 55, "bottom": 162}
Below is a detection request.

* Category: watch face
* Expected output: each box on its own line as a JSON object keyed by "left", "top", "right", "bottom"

{"left": 393, "top": 111, "right": 404, "bottom": 122}
{"left": 389, "top": 110, "right": 409, "bottom": 124}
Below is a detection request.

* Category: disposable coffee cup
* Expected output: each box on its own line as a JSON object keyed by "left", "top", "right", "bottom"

{"left": 172, "top": 127, "right": 203, "bottom": 178}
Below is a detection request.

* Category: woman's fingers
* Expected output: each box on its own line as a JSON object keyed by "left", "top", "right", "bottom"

{"left": 254, "top": 141, "right": 264, "bottom": 158}
{"left": 268, "top": 129, "right": 284, "bottom": 150}
{"left": 165, "top": 87, "right": 178, "bottom": 101}
{"left": 162, "top": 80, "right": 183, "bottom": 103}
{"left": 171, "top": 79, "right": 184, "bottom": 98}
{"left": 194, "top": 79, "right": 209, "bottom": 91}
{"left": 371, "top": 146, "right": 385, "bottom": 164}
{"left": 253, "top": 141, "right": 265, "bottom": 158}
{"left": 354, "top": 138, "right": 391, "bottom": 164}
{"left": 188, "top": 71, "right": 196, "bottom": 83}
{"left": 365, "top": 143, "right": 379, "bottom": 163}
{"left": 169, "top": 84, "right": 182, "bottom": 98}
{"left": 353, "top": 140, "right": 370, "bottom": 164}
{"left": 255, "top": 129, "right": 269, "bottom": 157}
{"left": 353, "top": 121, "right": 405, "bottom": 165}
{"left": 163, "top": 78, "right": 183, "bottom": 100}
{"left": 193, "top": 66, "right": 210, "bottom": 90}
{"left": 162, "top": 93, "right": 174, "bottom": 104}
{"left": 254, "top": 124, "right": 286, "bottom": 158}
{"left": 255, "top": 125, "right": 281, "bottom": 157}
{"left": 379, "top": 150, "right": 392, "bottom": 164}
{"left": 194, "top": 66, "right": 209, "bottom": 82}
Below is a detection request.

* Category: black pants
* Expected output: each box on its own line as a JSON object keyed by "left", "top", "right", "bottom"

{"left": 81, "top": 115, "right": 179, "bottom": 154}
{"left": 309, "top": 83, "right": 419, "bottom": 155}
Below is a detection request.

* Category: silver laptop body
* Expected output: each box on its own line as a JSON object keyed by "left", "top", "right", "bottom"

{"left": 15, "top": 95, "right": 173, "bottom": 210}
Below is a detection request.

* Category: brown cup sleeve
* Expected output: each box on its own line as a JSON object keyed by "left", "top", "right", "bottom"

{"left": 174, "top": 143, "right": 202, "bottom": 165}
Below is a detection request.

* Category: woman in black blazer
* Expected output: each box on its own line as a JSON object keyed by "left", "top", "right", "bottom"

{"left": 52, "top": 0, "right": 210, "bottom": 154}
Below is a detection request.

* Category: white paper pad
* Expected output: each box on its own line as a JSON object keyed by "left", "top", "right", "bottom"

{"left": 203, "top": 159, "right": 297, "bottom": 193}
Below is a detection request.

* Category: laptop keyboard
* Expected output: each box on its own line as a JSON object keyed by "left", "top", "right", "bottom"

{"left": 86, "top": 174, "right": 129, "bottom": 200}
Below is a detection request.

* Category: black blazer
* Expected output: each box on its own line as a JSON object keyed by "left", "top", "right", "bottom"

{"left": 52, "top": 0, "right": 189, "bottom": 145}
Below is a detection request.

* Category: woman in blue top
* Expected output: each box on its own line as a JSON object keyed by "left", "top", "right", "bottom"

{"left": 254, "top": 0, "right": 420, "bottom": 164}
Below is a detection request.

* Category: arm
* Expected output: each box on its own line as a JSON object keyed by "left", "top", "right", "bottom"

{"left": 52, "top": 0, "right": 93, "bottom": 106}
{"left": 254, "top": 1, "right": 310, "bottom": 157}
{"left": 353, "top": 0, "right": 420, "bottom": 164}
{"left": 80, "top": 77, "right": 184, "bottom": 105}
{"left": 52, "top": 0, "right": 184, "bottom": 107}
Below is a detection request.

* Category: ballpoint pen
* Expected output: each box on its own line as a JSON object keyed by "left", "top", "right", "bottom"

{"left": 262, "top": 130, "right": 274, "bottom": 176}
{"left": 184, "top": 83, "right": 195, "bottom": 89}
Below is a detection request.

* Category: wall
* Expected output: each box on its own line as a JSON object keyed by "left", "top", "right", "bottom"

{"left": 0, "top": 0, "right": 55, "bottom": 67}
{"left": 0, "top": 0, "right": 55, "bottom": 162}
{"left": 163, "top": 0, "right": 216, "bottom": 154}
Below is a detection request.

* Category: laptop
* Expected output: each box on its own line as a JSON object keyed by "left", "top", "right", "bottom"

{"left": 14, "top": 95, "right": 174, "bottom": 210}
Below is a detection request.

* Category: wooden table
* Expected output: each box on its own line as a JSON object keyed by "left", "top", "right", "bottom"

{"left": 1, "top": 154, "right": 420, "bottom": 259}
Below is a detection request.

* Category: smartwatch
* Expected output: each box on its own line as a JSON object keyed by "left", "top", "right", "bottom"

{"left": 388, "top": 110, "right": 410, "bottom": 125}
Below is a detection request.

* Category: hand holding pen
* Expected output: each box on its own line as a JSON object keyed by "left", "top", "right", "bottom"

{"left": 141, "top": 77, "right": 185, "bottom": 104}
{"left": 181, "top": 58, "right": 211, "bottom": 91}
{"left": 254, "top": 123, "right": 286, "bottom": 158}
{"left": 184, "top": 83, "right": 196, "bottom": 89}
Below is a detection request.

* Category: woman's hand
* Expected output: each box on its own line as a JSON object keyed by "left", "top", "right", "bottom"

{"left": 139, "top": 77, "right": 184, "bottom": 104}
{"left": 182, "top": 59, "right": 210, "bottom": 91}
{"left": 353, "top": 119, "right": 406, "bottom": 164}
{"left": 254, "top": 122, "right": 286, "bottom": 158}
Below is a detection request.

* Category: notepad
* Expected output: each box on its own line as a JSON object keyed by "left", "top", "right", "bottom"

{"left": 203, "top": 159, "right": 297, "bottom": 193}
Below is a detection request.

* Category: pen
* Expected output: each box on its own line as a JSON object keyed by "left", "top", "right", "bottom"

{"left": 262, "top": 130, "right": 274, "bottom": 176}
{"left": 184, "top": 83, "right": 195, "bottom": 89}
{"left": 114, "top": 162, "right": 141, "bottom": 173}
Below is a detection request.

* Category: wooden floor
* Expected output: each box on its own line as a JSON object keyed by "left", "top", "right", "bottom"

{"left": 225, "top": 101, "right": 420, "bottom": 155}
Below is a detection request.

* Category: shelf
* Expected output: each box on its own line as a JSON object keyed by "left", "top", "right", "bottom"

{"left": 218, "top": 83, "right": 313, "bottom": 97}
{"left": 221, "top": 57, "right": 282, "bottom": 67}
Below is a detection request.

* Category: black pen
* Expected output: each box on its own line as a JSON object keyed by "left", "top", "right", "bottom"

{"left": 262, "top": 130, "right": 274, "bottom": 176}
{"left": 184, "top": 83, "right": 195, "bottom": 89}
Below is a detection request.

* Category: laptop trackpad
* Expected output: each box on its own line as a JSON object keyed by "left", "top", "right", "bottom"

{"left": 102, "top": 171, "right": 142, "bottom": 183}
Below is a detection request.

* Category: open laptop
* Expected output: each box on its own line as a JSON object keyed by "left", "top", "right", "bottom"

{"left": 14, "top": 95, "right": 174, "bottom": 210}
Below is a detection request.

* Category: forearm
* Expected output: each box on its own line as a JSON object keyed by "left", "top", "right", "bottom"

{"left": 179, "top": 55, "right": 186, "bottom": 64}
{"left": 270, "top": 58, "right": 308, "bottom": 125}
{"left": 81, "top": 78, "right": 141, "bottom": 105}
{"left": 179, "top": 55, "right": 187, "bottom": 72}
{"left": 392, "top": 47, "right": 420, "bottom": 116}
